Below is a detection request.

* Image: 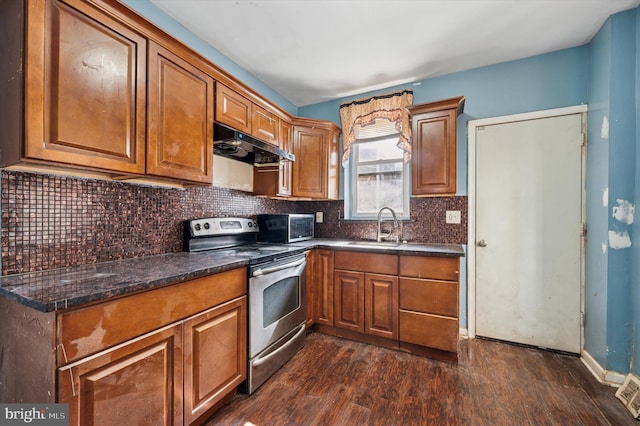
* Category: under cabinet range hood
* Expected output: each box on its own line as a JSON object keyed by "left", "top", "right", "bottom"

{"left": 214, "top": 123, "right": 295, "bottom": 165}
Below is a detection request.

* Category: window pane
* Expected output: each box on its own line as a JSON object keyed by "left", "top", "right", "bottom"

{"left": 356, "top": 161, "right": 403, "bottom": 214}
{"left": 357, "top": 138, "right": 403, "bottom": 162}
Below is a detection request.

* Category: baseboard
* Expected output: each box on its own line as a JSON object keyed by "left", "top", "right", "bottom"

{"left": 580, "top": 349, "right": 626, "bottom": 387}
{"left": 459, "top": 328, "right": 468, "bottom": 338}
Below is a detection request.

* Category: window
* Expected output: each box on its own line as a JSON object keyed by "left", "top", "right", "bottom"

{"left": 345, "top": 119, "right": 410, "bottom": 219}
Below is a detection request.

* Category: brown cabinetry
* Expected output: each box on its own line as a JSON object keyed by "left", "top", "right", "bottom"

{"left": 24, "top": 0, "right": 147, "bottom": 174}
{"left": 408, "top": 97, "right": 465, "bottom": 196}
{"left": 215, "top": 83, "right": 280, "bottom": 146}
{"left": 4, "top": 0, "right": 218, "bottom": 185}
{"left": 334, "top": 251, "right": 398, "bottom": 343}
{"left": 306, "top": 248, "right": 461, "bottom": 362}
{"left": 183, "top": 297, "right": 246, "bottom": 424}
{"left": 0, "top": 268, "right": 247, "bottom": 425}
{"left": 58, "top": 323, "right": 183, "bottom": 426}
{"left": 147, "top": 42, "right": 214, "bottom": 184}
{"left": 334, "top": 270, "right": 365, "bottom": 333}
{"left": 252, "top": 104, "right": 280, "bottom": 146}
{"left": 307, "top": 249, "right": 335, "bottom": 328}
{"left": 292, "top": 118, "right": 341, "bottom": 199}
{"left": 215, "top": 83, "right": 252, "bottom": 134}
{"left": 399, "top": 255, "right": 460, "bottom": 361}
{"left": 253, "top": 119, "right": 293, "bottom": 197}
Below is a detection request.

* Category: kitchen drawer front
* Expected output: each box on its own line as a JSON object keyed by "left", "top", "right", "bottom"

{"left": 57, "top": 267, "right": 246, "bottom": 366}
{"left": 399, "top": 310, "right": 458, "bottom": 353}
{"left": 399, "top": 278, "right": 458, "bottom": 317}
{"left": 334, "top": 251, "right": 398, "bottom": 275}
{"left": 399, "top": 255, "right": 459, "bottom": 281}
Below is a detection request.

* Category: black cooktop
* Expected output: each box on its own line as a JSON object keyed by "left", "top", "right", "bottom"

{"left": 211, "top": 244, "right": 306, "bottom": 265}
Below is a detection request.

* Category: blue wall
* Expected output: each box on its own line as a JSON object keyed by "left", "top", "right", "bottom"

{"left": 300, "top": 47, "right": 590, "bottom": 196}
{"left": 585, "top": 9, "right": 637, "bottom": 374}
{"left": 120, "top": 0, "right": 298, "bottom": 116}
{"left": 585, "top": 18, "right": 611, "bottom": 368}
{"left": 605, "top": 9, "right": 636, "bottom": 373}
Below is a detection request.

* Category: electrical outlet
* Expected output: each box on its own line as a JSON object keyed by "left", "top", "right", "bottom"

{"left": 446, "top": 210, "right": 461, "bottom": 224}
{"left": 315, "top": 211, "right": 324, "bottom": 223}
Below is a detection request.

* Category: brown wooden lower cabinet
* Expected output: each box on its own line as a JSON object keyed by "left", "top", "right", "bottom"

{"left": 308, "top": 249, "right": 460, "bottom": 362}
{"left": 334, "top": 270, "right": 365, "bottom": 333}
{"left": 0, "top": 268, "right": 247, "bottom": 426}
{"left": 58, "top": 323, "right": 184, "bottom": 426}
{"left": 365, "top": 273, "right": 399, "bottom": 340}
{"left": 398, "top": 255, "right": 460, "bottom": 361}
{"left": 308, "top": 249, "right": 335, "bottom": 328}
{"left": 183, "top": 297, "right": 246, "bottom": 425}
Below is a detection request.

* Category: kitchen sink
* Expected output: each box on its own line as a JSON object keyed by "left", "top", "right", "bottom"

{"left": 345, "top": 241, "right": 404, "bottom": 248}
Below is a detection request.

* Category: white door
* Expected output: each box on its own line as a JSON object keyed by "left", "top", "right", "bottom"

{"left": 474, "top": 113, "right": 583, "bottom": 353}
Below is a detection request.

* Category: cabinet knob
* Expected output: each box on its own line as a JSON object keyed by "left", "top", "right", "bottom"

{"left": 477, "top": 240, "right": 488, "bottom": 247}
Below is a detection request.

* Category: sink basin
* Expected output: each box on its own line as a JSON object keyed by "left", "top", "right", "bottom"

{"left": 346, "top": 241, "right": 403, "bottom": 248}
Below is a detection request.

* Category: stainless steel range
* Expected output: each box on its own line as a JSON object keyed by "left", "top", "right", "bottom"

{"left": 184, "top": 217, "right": 307, "bottom": 394}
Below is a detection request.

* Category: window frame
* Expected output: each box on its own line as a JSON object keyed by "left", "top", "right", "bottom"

{"left": 345, "top": 132, "right": 410, "bottom": 220}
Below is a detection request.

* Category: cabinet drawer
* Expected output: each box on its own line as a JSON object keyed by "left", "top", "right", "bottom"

{"left": 399, "top": 255, "right": 459, "bottom": 280}
{"left": 335, "top": 251, "right": 398, "bottom": 275}
{"left": 399, "top": 278, "right": 458, "bottom": 317}
{"left": 57, "top": 268, "right": 246, "bottom": 365}
{"left": 399, "top": 310, "right": 458, "bottom": 353}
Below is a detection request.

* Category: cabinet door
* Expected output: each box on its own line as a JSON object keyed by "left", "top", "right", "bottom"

{"left": 147, "top": 42, "right": 214, "bottom": 183}
{"left": 292, "top": 125, "right": 328, "bottom": 198}
{"left": 215, "top": 83, "right": 252, "bottom": 134}
{"left": 25, "top": 0, "right": 146, "bottom": 174}
{"left": 183, "top": 297, "right": 246, "bottom": 425}
{"left": 310, "top": 249, "right": 334, "bottom": 326}
{"left": 58, "top": 323, "right": 183, "bottom": 426}
{"left": 411, "top": 109, "right": 457, "bottom": 195}
{"left": 252, "top": 105, "right": 279, "bottom": 146}
{"left": 334, "top": 270, "right": 365, "bottom": 333}
{"left": 365, "top": 273, "right": 398, "bottom": 339}
{"left": 278, "top": 120, "right": 293, "bottom": 196}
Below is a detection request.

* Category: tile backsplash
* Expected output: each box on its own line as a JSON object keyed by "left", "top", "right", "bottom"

{"left": 1, "top": 170, "right": 467, "bottom": 275}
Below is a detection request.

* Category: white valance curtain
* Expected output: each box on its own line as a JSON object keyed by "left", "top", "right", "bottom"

{"left": 339, "top": 90, "right": 413, "bottom": 166}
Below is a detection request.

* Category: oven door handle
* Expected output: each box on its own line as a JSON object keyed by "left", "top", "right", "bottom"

{"left": 252, "top": 323, "right": 306, "bottom": 368}
{"left": 252, "top": 257, "right": 306, "bottom": 277}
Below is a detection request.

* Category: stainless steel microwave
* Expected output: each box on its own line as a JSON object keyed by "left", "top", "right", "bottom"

{"left": 257, "top": 214, "right": 314, "bottom": 243}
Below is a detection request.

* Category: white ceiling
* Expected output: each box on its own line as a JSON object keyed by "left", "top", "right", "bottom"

{"left": 149, "top": 0, "right": 640, "bottom": 107}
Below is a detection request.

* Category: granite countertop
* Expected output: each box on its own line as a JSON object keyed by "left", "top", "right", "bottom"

{"left": 292, "top": 238, "right": 466, "bottom": 257}
{"left": 0, "top": 252, "right": 249, "bottom": 313}
{"left": 0, "top": 239, "right": 464, "bottom": 313}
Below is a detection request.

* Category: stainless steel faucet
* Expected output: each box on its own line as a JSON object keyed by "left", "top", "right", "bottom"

{"left": 377, "top": 206, "right": 400, "bottom": 242}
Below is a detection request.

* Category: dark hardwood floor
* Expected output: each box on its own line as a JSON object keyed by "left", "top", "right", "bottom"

{"left": 205, "top": 331, "right": 636, "bottom": 425}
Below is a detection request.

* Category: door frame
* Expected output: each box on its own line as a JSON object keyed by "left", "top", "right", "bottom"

{"left": 467, "top": 105, "right": 587, "bottom": 346}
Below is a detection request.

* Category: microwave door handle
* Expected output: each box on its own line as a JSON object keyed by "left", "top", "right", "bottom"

{"left": 252, "top": 257, "right": 306, "bottom": 277}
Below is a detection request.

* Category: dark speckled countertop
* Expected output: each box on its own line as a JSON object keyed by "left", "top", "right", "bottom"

{"left": 0, "top": 239, "right": 464, "bottom": 313}
{"left": 0, "top": 252, "right": 249, "bottom": 313}
{"left": 291, "top": 238, "right": 466, "bottom": 257}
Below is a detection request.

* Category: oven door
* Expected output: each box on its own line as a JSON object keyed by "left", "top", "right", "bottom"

{"left": 248, "top": 254, "right": 307, "bottom": 359}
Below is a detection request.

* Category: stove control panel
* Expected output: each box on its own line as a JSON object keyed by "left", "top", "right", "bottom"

{"left": 188, "top": 217, "right": 258, "bottom": 237}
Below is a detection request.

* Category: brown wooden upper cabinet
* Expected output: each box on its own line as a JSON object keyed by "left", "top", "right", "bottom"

{"left": 408, "top": 97, "right": 465, "bottom": 196}
{"left": 147, "top": 42, "right": 214, "bottom": 184}
{"left": 23, "top": 0, "right": 147, "bottom": 174}
{"left": 5, "top": 0, "right": 216, "bottom": 185}
{"left": 292, "top": 117, "right": 341, "bottom": 200}
{"left": 253, "top": 118, "right": 293, "bottom": 197}
{"left": 215, "top": 83, "right": 280, "bottom": 146}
